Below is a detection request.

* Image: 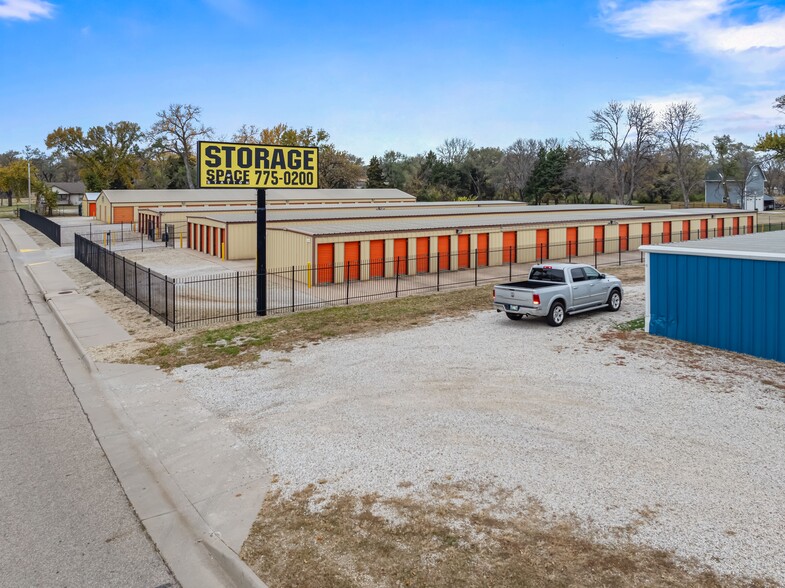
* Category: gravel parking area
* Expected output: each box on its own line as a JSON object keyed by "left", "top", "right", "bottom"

{"left": 173, "top": 284, "right": 785, "bottom": 584}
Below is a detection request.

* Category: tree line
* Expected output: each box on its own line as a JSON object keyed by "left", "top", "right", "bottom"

{"left": 2, "top": 97, "right": 785, "bottom": 210}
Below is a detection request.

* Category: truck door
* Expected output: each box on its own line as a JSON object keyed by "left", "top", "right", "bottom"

{"left": 569, "top": 267, "right": 593, "bottom": 308}
{"left": 582, "top": 266, "right": 608, "bottom": 304}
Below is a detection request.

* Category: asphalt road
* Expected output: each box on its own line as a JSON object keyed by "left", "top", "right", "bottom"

{"left": 0, "top": 235, "right": 176, "bottom": 587}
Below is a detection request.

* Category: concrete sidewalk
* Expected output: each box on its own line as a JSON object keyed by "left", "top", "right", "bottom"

{"left": 1, "top": 219, "right": 270, "bottom": 588}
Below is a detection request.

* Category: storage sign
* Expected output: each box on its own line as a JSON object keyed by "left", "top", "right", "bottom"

{"left": 197, "top": 141, "right": 319, "bottom": 189}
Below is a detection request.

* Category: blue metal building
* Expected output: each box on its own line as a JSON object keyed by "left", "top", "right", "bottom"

{"left": 641, "top": 231, "right": 785, "bottom": 362}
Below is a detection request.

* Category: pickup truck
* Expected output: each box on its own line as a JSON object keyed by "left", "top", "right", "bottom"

{"left": 493, "top": 263, "right": 623, "bottom": 326}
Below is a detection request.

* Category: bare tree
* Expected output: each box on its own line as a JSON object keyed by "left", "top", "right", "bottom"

{"left": 660, "top": 101, "right": 702, "bottom": 207}
{"left": 436, "top": 137, "right": 474, "bottom": 165}
{"left": 579, "top": 100, "right": 658, "bottom": 205}
{"left": 497, "top": 138, "right": 543, "bottom": 200}
{"left": 581, "top": 101, "right": 629, "bottom": 203}
{"left": 149, "top": 104, "right": 212, "bottom": 189}
{"left": 624, "top": 102, "right": 659, "bottom": 204}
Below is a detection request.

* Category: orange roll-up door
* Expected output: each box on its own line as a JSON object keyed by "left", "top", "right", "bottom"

{"left": 682, "top": 220, "right": 691, "bottom": 240}
{"left": 700, "top": 219, "right": 708, "bottom": 239}
{"left": 416, "top": 237, "right": 429, "bottom": 273}
{"left": 393, "top": 238, "right": 407, "bottom": 274}
{"left": 619, "top": 224, "right": 629, "bottom": 251}
{"left": 317, "top": 243, "right": 334, "bottom": 284}
{"left": 476, "top": 233, "right": 489, "bottom": 266}
{"left": 213, "top": 227, "right": 219, "bottom": 256}
{"left": 502, "top": 231, "right": 517, "bottom": 263}
{"left": 593, "top": 226, "right": 604, "bottom": 253}
{"left": 369, "top": 240, "right": 385, "bottom": 278}
{"left": 113, "top": 206, "right": 133, "bottom": 223}
{"left": 566, "top": 227, "right": 578, "bottom": 256}
{"left": 457, "top": 234, "right": 470, "bottom": 268}
{"left": 536, "top": 229, "right": 549, "bottom": 259}
{"left": 89, "top": 202, "right": 96, "bottom": 216}
{"left": 732, "top": 217, "right": 739, "bottom": 235}
{"left": 717, "top": 218, "right": 724, "bottom": 237}
{"left": 200, "top": 225, "right": 206, "bottom": 252}
{"left": 747, "top": 216, "right": 754, "bottom": 234}
{"left": 438, "top": 236, "right": 450, "bottom": 270}
{"left": 642, "top": 223, "right": 651, "bottom": 245}
{"left": 662, "top": 221, "right": 671, "bottom": 243}
{"left": 187, "top": 223, "right": 192, "bottom": 248}
{"left": 344, "top": 241, "right": 360, "bottom": 281}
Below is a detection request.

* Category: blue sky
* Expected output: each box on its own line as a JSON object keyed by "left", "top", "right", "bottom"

{"left": 1, "top": 0, "right": 784, "bottom": 161}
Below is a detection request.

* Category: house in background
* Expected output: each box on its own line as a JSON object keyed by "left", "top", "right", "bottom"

{"left": 46, "top": 181, "right": 86, "bottom": 206}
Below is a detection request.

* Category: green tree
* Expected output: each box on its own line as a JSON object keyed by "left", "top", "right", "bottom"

{"left": 755, "top": 95, "right": 785, "bottom": 161}
{"left": 319, "top": 146, "right": 364, "bottom": 188}
{"left": 524, "top": 146, "right": 573, "bottom": 205}
{"left": 712, "top": 135, "right": 757, "bottom": 203}
{"left": 366, "top": 156, "right": 385, "bottom": 188}
{"left": 45, "top": 121, "right": 145, "bottom": 190}
{"left": 0, "top": 161, "right": 56, "bottom": 212}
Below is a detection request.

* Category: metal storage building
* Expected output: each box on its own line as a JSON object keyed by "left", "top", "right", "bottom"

{"left": 185, "top": 207, "right": 755, "bottom": 282}
{"left": 641, "top": 231, "right": 785, "bottom": 362}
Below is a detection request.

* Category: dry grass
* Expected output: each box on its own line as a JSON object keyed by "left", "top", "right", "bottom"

{"left": 241, "top": 484, "right": 774, "bottom": 588}
{"left": 135, "top": 286, "right": 495, "bottom": 370}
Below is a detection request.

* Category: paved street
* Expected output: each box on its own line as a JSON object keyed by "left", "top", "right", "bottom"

{"left": 0, "top": 233, "right": 175, "bottom": 587}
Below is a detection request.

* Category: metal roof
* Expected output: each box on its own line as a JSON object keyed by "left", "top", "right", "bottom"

{"left": 101, "top": 188, "right": 416, "bottom": 203}
{"left": 187, "top": 207, "right": 744, "bottom": 235}
{"left": 84, "top": 192, "right": 100, "bottom": 201}
{"left": 641, "top": 230, "right": 785, "bottom": 262}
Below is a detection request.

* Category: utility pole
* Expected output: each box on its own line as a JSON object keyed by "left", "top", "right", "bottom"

{"left": 27, "top": 160, "right": 32, "bottom": 211}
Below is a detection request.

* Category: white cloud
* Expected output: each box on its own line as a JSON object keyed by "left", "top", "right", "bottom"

{"left": 601, "top": 0, "right": 785, "bottom": 73}
{"left": 0, "top": 0, "right": 54, "bottom": 21}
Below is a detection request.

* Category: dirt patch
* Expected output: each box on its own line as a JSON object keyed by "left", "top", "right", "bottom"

{"left": 242, "top": 483, "right": 773, "bottom": 588}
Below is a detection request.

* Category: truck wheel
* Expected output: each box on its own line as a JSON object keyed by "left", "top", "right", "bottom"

{"left": 547, "top": 302, "right": 565, "bottom": 327}
{"left": 607, "top": 289, "right": 622, "bottom": 312}
{"left": 505, "top": 312, "right": 522, "bottom": 321}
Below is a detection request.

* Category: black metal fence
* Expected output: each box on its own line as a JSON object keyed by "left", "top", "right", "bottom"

{"left": 74, "top": 234, "right": 176, "bottom": 327}
{"left": 74, "top": 223, "right": 771, "bottom": 331}
{"left": 19, "top": 209, "right": 61, "bottom": 245}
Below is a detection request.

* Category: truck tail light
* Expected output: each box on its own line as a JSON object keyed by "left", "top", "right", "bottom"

{"left": 533, "top": 293, "right": 540, "bottom": 305}
{"left": 493, "top": 288, "right": 496, "bottom": 300}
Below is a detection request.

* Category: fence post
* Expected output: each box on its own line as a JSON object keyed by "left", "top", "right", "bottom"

{"left": 594, "top": 245, "right": 597, "bottom": 268}
{"left": 509, "top": 247, "right": 512, "bottom": 280}
{"left": 147, "top": 267, "right": 152, "bottom": 314}
{"left": 395, "top": 257, "right": 400, "bottom": 298}
{"left": 618, "top": 238, "right": 621, "bottom": 266}
{"left": 346, "top": 262, "right": 350, "bottom": 304}
{"left": 291, "top": 266, "right": 295, "bottom": 312}
{"left": 122, "top": 256, "right": 127, "bottom": 295}
{"left": 568, "top": 242, "right": 572, "bottom": 263}
{"left": 437, "top": 259, "right": 440, "bottom": 292}
{"left": 236, "top": 271, "right": 240, "bottom": 321}
{"left": 134, "top": 262, "right": 138, "bottom": 303}
{"left": 474, "top": 249, "right": 478, "bottom": 287}
{"left": 171, "top": 277, "right": 175, "bottom": 331}
{"left": 165, "top": 276, "right": 169, "bottom": 326}
{"left": 121, "top": 222, "right": 124, "bottom": 242}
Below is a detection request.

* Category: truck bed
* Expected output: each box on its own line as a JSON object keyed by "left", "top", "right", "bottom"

{"left": 496, "top": 280, "right": 565, "bottom": 290}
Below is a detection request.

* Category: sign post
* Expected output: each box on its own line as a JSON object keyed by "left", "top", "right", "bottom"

{"left": 197, "top": 141, "right": 319, "bottom": 317}
{"left": 257, "top": 188, "right": 266, "bottom": 316}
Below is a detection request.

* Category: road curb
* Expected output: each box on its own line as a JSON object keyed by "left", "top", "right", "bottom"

{"left": 4, "top": 232, "right": 268, "bottom": 588}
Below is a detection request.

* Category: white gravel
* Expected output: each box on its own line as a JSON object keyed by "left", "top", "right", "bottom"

{"left": 173, "top": 284, "right": 785, "bottom": 584}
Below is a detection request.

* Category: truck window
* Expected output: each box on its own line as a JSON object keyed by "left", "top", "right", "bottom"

{"left": 583, "top": 267, "right": 601, "bottom": 280}
{"left": 570, "top": 268, "right": 586, "bottom": 282}
{"left": 529, "top": 267, "right": 566, "bottom": 282}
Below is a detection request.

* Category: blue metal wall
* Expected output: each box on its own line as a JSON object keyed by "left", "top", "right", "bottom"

{"left": 648, "top": 253, "right": 785, "bottom": 362}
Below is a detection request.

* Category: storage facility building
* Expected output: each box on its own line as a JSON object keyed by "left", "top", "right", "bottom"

{"left": 95, "top": 188, "right": 416, "bottom": 224}
{"left": 641, "top": 231, "right": 785, "bottom": 362}
{"left": 185, "top": 207, "right": 755, "bottom": 284}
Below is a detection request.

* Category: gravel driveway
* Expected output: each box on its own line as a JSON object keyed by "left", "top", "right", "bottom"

{"left": 173, "top": 284, "right": 785, "bottom": 584}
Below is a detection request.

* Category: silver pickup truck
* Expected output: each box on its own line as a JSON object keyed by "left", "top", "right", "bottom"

{"left": 493, "top": 263, "right": 623, "bottom": 326}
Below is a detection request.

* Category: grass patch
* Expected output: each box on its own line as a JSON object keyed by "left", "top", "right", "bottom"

{"left": 616, "top": 317, "right": 645, "bottom": 332}
{"left": 136, "top": 286, "right": 494, "bottom": 370}
{"left": 241, "top": 484, "right": 774, "bottom": 588}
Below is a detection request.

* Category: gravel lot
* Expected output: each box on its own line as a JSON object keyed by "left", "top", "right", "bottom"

{"left": 173, "top": 284, "right": 785, "bottom": 584}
